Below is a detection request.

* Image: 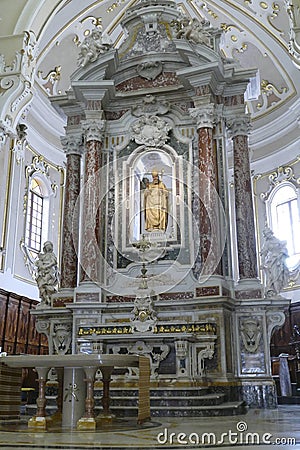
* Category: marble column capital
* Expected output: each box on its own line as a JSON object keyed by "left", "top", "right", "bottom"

{"left": 188, "top": 104, "right": 215, "bottom": 129}
{"left": 226, "top": 115, "right": 252, "bottom": 138}
{"left": 81, "top": 119, "right": 105, "bottom": 142}
{"left": 61, "top": 134, "right": 84, "bottom": 156}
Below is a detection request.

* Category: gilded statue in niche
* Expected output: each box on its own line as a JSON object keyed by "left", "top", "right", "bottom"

{"left": 143, "top": 171, "right": 169, "bottom": 232}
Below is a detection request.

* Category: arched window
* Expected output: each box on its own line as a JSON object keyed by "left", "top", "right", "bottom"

{"left": 24, "top": 177, "right": 49, "bottom": 260}
{"left": 269, "top": 183, "right": 300, "bottom": 269}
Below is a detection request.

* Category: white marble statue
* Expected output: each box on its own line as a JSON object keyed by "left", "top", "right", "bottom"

{"left": 78, "top": 28, "right": 111, "bottom": 67}
{"left": 36, "top": 241, "right": 59, "bottom": 306}
{"left": 176, "top": 17, "right": 212, "bottom": 47}
{"left": 260, "top": 227, "right": 290, "bottom": 297}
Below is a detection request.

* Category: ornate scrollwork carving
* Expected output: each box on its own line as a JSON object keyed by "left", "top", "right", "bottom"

{"left": 131, "top": 115, "right": 172, "bottom": 147}
{"left": 266, "top": 311, "right": 286, "bottom": 339}
{"left": 53, "top": 323, "right": 72, "bottom": 355}
{"left": 131, "top": 294, "right": 157, "bottom": 332}
{"left": 285, "top": 0, "right": 300, "bottom": 67}
{"left": 259, "top": 164, "right": 300, "bottom": 201}
{"left": 256, "top": 79, "right": 288, "bottom": 112}
{"left": 37, "top": 66, "right": 61, "bottom": 96}
{"left": 136, "top": 61, "right": 163, "bottom": 80}
{"left": 240, "top": 318, "right": 262, "bottom": 353}
{"left": 131, "top": 94, "right": 169, "bottom": 117}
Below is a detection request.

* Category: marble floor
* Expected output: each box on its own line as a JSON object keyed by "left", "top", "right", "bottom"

{"left": 0, "top": 406, "right": 300, "bottom": 449}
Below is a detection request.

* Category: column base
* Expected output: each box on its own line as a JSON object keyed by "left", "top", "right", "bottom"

{"left": 28, "top": 416, "right": 47, "bottom": 430}
{"left": 96, "top": 412, "right": 115, "bottom": 425}
{"left": 238, "top": 379, "right": 277, "bottom": 408}
{"left": 235, "top": 278, "right": 263, "bottom": 299}
{"left": 75, "top": 282, "right": 102, "bottom": 303}
{"left": 76, "top": 417, "right": 96, "bottom": 430}
{"left": 51, "top": 288, "right": 74, "bottom": 307}
{"left": 47, "top": 411, "right": 62, "bottom": 425}
{"left": 196, "top": 275, "right": 233, "bottom": 298}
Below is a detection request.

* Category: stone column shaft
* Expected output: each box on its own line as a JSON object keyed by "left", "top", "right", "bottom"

{"left": 60, "top": 134, "right": 83, "bottom": 288}
{"left": 229, "top": 116, "right": 258, "bottom": 279}
{"left": 80, "top": 118, "right": 104, "bottom": 282}
{"left": 190, "top": 104, "right": 221, "bottom": 276}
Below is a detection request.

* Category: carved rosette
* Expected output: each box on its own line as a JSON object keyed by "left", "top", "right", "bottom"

{"left": 131, "top": 115, "right": 172, "bottom": 147}
{"left": 189, "top": 104, "right": 215, "bottom": 129}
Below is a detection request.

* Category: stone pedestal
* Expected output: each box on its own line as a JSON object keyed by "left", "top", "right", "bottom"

{"left": 62, "top": 368, "right": 86, "bottom": 428}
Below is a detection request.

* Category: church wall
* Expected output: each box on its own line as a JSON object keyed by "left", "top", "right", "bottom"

{"left": 253, "top": 153, "right": 300, "bottom": 302}
{"left": 0, "top": 134, "right": 65, "bottom": 301}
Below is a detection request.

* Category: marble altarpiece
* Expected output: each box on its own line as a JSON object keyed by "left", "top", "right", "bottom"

{"left": 32, "top": 0, "right": 290, "bottom": 412}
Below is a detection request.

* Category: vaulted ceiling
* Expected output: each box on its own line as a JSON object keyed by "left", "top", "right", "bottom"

{"left": 1, "top": 0, "right": 300, "bottom": 164}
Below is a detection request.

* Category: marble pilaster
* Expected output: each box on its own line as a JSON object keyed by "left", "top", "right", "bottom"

{"left": 60, "top": 134, "right": 83, "bottom": 290}
{"left": 227, "top": 115, "right": 259, "bottom": 283}
{"left": 189, "top": 104, "right": 221, "bottom": 277}
{"left": 80, "top": 118, "right": 104, "bottom": 283}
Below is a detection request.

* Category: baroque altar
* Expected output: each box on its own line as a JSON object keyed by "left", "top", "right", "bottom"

{"left": 33, "top": 0, "right": 289, "bottom": 413}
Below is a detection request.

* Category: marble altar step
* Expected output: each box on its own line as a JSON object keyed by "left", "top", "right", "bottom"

{"left": 94, "top": 387, "right": 246, "bottom": 417}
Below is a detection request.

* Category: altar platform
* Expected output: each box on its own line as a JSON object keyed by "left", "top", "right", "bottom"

{"left": 0, "top": 405, "right": 299, "bottom": 449}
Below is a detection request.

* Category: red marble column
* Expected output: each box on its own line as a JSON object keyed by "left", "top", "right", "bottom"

{"left": 228, "top": 115, "right": 258, "bottom": 280}
{"left": 190, "top": 104, "right": 221, "bottom": 276}
{"left": 80, "top": 118, "right": 104, "bottom": 282}
{"left": 60, "top": 134, "right": 83, "bottom": 289}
